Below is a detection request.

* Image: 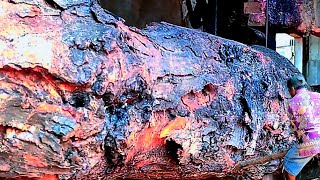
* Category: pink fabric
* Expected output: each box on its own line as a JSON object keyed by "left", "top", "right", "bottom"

{"left": 299, "top": 149, "right": 320, "bottom": 157}
{"left": 288, "top": 88, "right": 320, "bottom": 156}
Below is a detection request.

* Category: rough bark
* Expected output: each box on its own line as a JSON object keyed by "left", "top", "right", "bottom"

{"left": 0, "top": 0, "right": 300, "bottom": 179}
{"left": 249, "top": 0, "right": 320, "bottom": 36}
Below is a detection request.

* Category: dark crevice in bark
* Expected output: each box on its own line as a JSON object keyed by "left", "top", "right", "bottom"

{"left": 166, "top": 139, "right": 183, "bottom": 164}
{"left": 69, "top": 92, "right": 90, "bottom": 108}
{"left": 44, "top": 0, "right": 64, "bottom": 10}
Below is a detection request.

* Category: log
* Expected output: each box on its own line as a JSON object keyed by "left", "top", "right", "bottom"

{"left": 0, "top": 0, "right": 300, "bottom": 179}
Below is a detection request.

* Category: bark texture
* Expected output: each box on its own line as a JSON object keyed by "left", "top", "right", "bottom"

{"left": 249, "top": 0, "right": 320, "bottom": 36}
{"left": 0, "top": 0, "right": 300, "bottom": 179}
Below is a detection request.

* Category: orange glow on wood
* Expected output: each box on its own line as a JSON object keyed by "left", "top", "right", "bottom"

{"left": 125, "top": 112, "right": 169, "bottom": 163}
{"left": 126, "top": 126, "right": 164, "bottom": 163}
{"left": 35, "top": 103, "right": 79, "bottom": 120}
{"left": 36, "top": 103, "right": 62, "bottom": 113}
{"left": 126, "top": 114, "right": 189, "bottom": 164}
{"left": 160, "top": 116, "right": 187, "bottom": 138}
{"left": 6, "top": 128, "right": 21, "bottom": 138}
{"left": 24, "top": 154, "right": 48, "bottom": 167}
{"left": 16, "top": 123, "right": 36, "bottom": 132}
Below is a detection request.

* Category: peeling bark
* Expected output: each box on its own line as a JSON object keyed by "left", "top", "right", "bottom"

{"left": 0, "top": 0, "right": 300, "bottom": 179}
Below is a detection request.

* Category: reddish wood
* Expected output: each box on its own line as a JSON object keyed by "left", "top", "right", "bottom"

{"left": 0, "top": 0, "right": 300, "bottom": 179}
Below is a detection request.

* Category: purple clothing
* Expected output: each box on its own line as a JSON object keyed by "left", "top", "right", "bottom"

{"left": 288, "top": 88, "right": 320, "bottom": 156}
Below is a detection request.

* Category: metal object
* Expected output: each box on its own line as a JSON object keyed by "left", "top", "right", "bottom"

{"left": 235, "top": 150, "right": 288, "bottom": 169}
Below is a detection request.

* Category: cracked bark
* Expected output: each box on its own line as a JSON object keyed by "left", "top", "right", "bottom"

{"left": 0, "top": 0, "right": 301, "bottom": 179}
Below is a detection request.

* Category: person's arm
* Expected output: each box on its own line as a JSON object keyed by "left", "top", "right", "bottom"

{"left": 288, "top": 106, "right": 296, "bottom": 131}
{"left": 288, "top": 105, "right": 305, "bottom": 138}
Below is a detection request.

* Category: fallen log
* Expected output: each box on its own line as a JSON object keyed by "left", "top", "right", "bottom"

{"left": 0, "top": 0, "right": 300, "bottom": 179}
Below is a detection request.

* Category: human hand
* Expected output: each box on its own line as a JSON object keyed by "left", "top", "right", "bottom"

{"left": 296, "top": 130, "right": 305, "bottom": 138}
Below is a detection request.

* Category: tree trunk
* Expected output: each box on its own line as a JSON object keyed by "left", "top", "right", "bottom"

{"left": 0, "top": 0, "right": 300, "bottom": 179}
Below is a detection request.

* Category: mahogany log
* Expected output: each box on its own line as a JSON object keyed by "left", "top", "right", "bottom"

{"left": 0, "top": 0, "right": 300, "bottom": 179}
